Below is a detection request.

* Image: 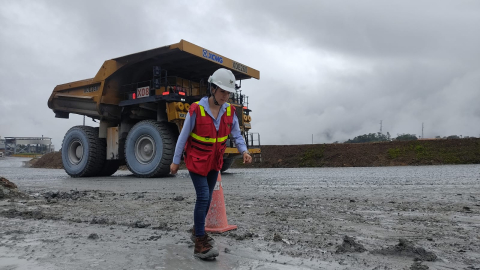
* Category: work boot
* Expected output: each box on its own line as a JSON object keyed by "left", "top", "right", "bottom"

{"left": 194, "top": 235, "right": 219, "bottom": 259}
{"left": 190, "top": 227, "right": 215, "bottom": 246}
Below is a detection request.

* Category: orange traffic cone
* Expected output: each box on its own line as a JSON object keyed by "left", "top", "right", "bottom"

{"left": 205, "top": 173, "right": 237, "bottom": 233}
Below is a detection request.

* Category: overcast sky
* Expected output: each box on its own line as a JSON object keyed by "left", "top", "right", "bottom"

{"left": 1, "top": 0, "right": 480, "bottom": 147}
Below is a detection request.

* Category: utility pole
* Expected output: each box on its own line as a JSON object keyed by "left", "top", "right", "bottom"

{"left": 312, "top": 134, "right": 313, "bottom": 144}
{"left": 379, "top": 120, "right": 383, "bottom": 134}
{"left": 422, "top": 122, "right": 424, "bottom": 139}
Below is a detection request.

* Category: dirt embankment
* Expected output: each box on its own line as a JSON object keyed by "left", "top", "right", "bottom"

{"left": 30, "top": 139, "right": 480, "bottom": 170}
{"left": 233, "top": 138, "right": 480, "bottom": 169}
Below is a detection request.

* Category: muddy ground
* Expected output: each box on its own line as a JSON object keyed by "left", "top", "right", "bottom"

{"left": 1, "top": 161, "right": 480, "bottom": 269}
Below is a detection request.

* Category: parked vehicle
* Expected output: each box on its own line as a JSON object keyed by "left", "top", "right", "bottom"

{"left": 48, "top": 40, "right": 260, "bottom": 177}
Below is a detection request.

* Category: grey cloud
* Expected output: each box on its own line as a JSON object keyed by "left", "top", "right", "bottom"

{"left": 1, "top": 0, "right": 480, "bottom": 147}
{"left": 225, "top": 1, "right": 480, "bottom": 61}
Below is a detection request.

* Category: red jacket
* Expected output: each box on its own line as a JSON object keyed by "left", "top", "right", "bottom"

{"left": 184, "top": 102, "right": 235, "bottom": 176}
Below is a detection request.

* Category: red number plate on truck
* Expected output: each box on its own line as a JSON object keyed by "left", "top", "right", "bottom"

{"left": 137, "top": 86, "right": 150, "bottom": 98}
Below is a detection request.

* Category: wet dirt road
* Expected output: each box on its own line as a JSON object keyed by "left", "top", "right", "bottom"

{"left": 1, "top": 157, "right": 480, "bottom": 269}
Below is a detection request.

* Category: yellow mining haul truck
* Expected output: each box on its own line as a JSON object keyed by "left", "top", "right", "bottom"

{"left": 48, "top": 40, "right": 260, "bottom": 178}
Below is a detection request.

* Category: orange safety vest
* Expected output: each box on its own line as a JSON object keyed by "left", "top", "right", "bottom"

{"left": 184, "top": 102, "right": 235, "bottom": 176}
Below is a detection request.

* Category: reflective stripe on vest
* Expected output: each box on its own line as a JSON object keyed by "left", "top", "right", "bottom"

{"left": 217, "top": 135, "right": 229, "bottom": 142}
{"left": 195, "top": 101, "right": 230, "bottom": 117}
{"left": 190, "top": 133, "right": 228, "bottom": 143}
{"left": 194, "top": 101, "right": 206, "bottom": 117}
{"left": 190, "top": 102, "right": 231, "bottom": 143}
{"left": 190, "top": 132, "right": 216, "bottom": 143}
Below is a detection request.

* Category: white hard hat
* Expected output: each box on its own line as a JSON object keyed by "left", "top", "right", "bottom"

{"left": 208, "top": 68, "right": 236, "bottom": 93}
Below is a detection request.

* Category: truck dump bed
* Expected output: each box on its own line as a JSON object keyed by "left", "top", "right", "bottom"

{"left": 48, "top": 40, "right": 260, "bottom": 121}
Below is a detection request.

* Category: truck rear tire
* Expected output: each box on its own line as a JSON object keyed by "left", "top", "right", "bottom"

{"left": 220, "top": 158, "right": 235, "bottom": 172}
{"left": 62, "top": 126, "right": 106, "bottom": 177}
{"left": 124, "top": 120, "right": 176, "bottom": 178}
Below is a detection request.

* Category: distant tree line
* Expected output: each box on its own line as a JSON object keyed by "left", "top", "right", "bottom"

{"left": 395, "top": 134, "right": 418, "bottom": 141}
{"left": 344, "top": 133, "right": 476, "bottom": 143}
{"left": 345, "top": 132, "right": 391, "bottom": 143}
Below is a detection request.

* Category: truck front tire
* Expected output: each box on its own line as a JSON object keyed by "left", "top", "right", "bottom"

{"left": 62, "top": 126, "right": 106, "bottom": 177}
{"left": 124, "top": 120, "right": 175, "bottom": 178}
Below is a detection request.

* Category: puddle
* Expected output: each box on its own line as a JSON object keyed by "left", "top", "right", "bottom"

{"left": 0, "top": 157, "right": 32, "bottom": 168}
{"left": 0, "top": 246, "right": 53, "bottom": 270}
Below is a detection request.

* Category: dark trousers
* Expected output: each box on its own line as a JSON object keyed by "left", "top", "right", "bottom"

{"left": 189, "top": 170, "right": 219, "bottom": 237}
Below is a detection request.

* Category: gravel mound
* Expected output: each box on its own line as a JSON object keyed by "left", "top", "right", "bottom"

{"left": 0, "top": 209, "right": 46, "bottom": 219}
{"left": 30, "top": 152, "right": 63, "bottom": 169}
{"left": 30, "top": 152, "right": 129, "bottom": 170}
{"left": 43, "top": 190, "right": 88, "bottom": 201}
{"left": 0, "top": 177, "right": 28, "bottom": 199}
{"left": 373, "top": 239, "right": 437, "bottom": 261}
{"left": 336, "top": 235, "right": 367, "bottom": 253}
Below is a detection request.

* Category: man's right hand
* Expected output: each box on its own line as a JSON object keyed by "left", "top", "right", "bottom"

{"left": 170, "top": 163, "right": 179, "bottom": 175}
